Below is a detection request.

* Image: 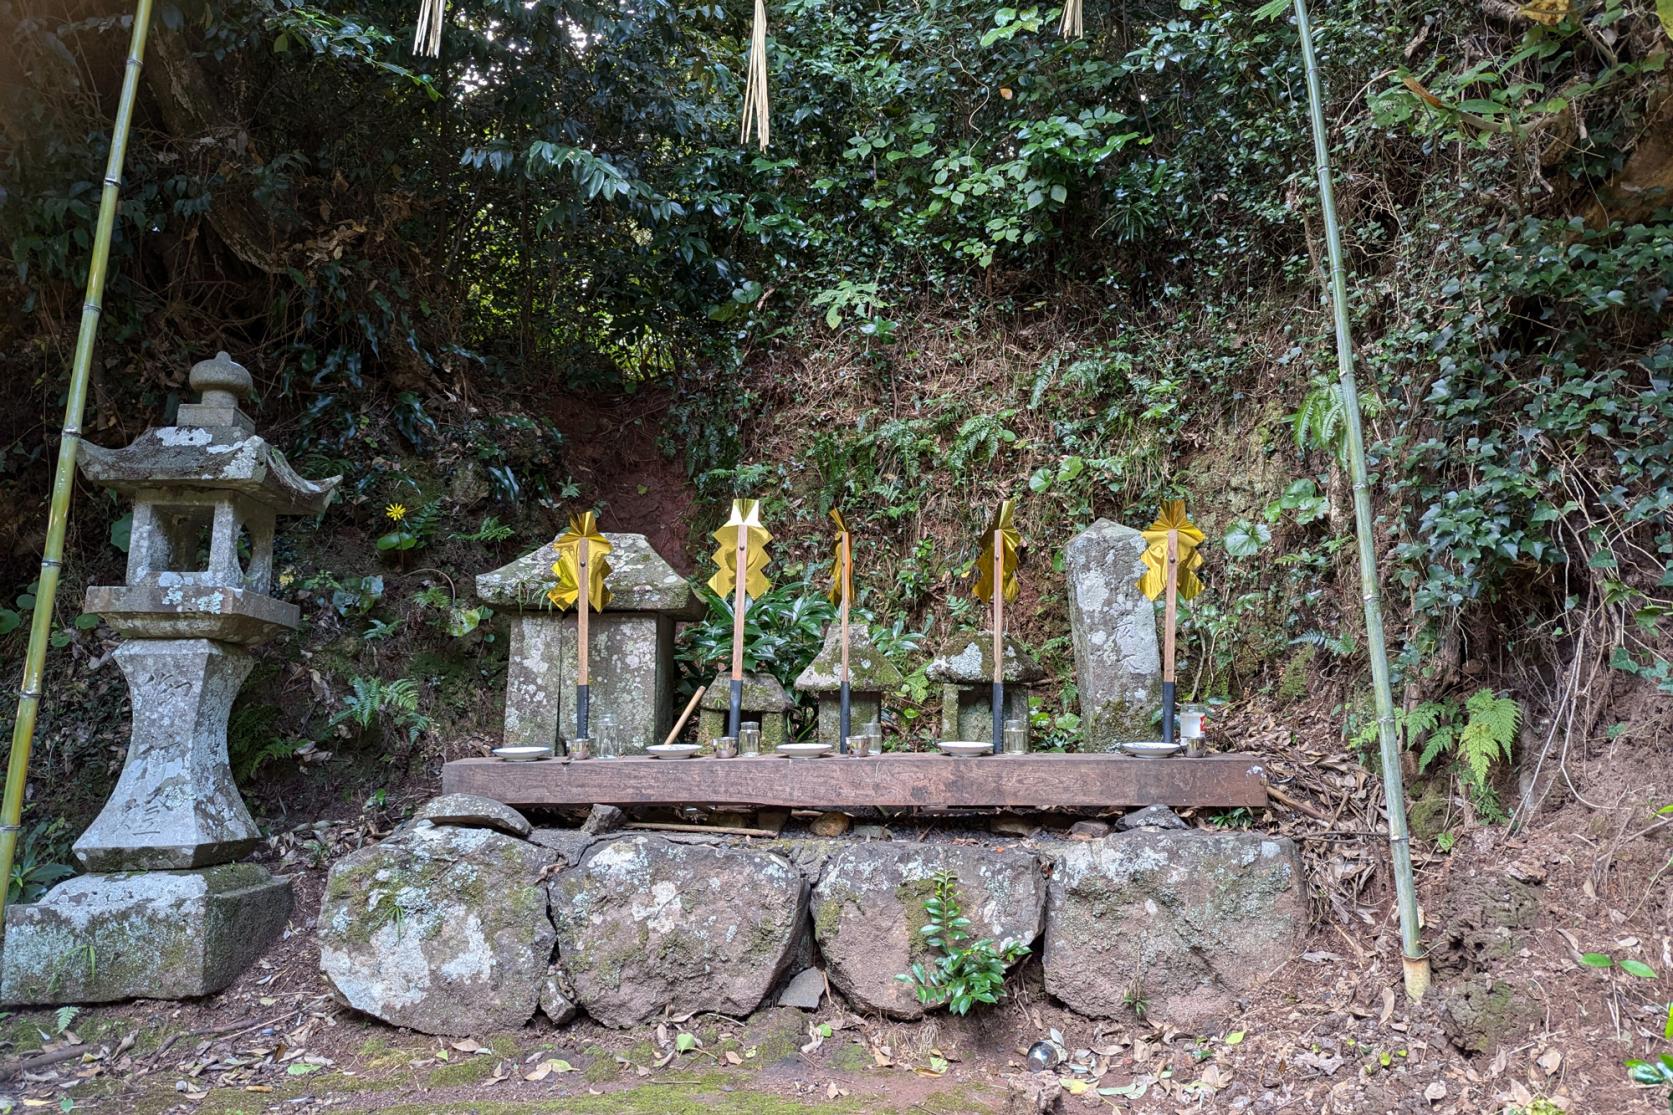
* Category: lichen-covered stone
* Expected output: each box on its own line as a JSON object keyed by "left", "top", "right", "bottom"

{"left": 74, "top": 639, "right": 261, "bottom": 872}
{"left": 926, "top": 631, "right": 1045, "bottom": 685}
{"left": 1064, "top": 520, "right": 1162, "bottom": 748}
{"left": 696, "top": 672, "right": 794, "bottom": 747}
{"left": 318, "top": 824, "right": 557, "bottom": 1036}
{"left": 475, "top": 533, "right": 699, "bottom": 615}
{"left": 795, "top": 624, "right": 899, "bottom": 747}
{"left": 413, "top": 793, "right": 532, "bottom": 838}
{"left": 0, "top": 864, "right": 292, "bottom": 1005}
{"left": 548, "top": 835, "right": 807, "bottom": 1027}
{"left": 811, "top": 843, "right": 1045, "bottom": 1019}
{"left": 795, "top": 624, "right": 902, "bottom": 692}
{"left": 1043, "top": 832, "right": 1304, "bottom": 1030}
{"left": 540, "top": 966, "right": 579, "bottom": 1026}
{"left": 554, "top": 613, "right": 675, "bottom": 753}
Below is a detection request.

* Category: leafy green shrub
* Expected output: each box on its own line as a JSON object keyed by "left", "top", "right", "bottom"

{"left": 8, "top": 818, "right": 74, "bottom": 905}
{"left": 895, "top": 870, "right": 1030, "bottom": 1015}
{"left": 1357, "top": 689, "right": 1520, "bottom": 815}
{"left": 678, "top": 577, "right": 836, "bottom": 690}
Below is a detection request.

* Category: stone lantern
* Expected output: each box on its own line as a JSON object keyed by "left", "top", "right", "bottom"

{"left": 0, "top": 353, "right": 337, "bottom": 1005}
{"left": 794, "top": 624, "right": 901, "bottom": 747}
{"left": 926, "top": 631, "right": 1044, "bottom": 742}
{"left": 476, "top": 533, "right": 700, "bottom": 754}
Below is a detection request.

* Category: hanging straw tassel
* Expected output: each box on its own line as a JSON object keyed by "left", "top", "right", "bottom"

{"left": 414, "top": 0, "right": 445, "bottom": 57}
{"left": 1058, "top": 0, "right": 1083, "bottom": 39}
{"left": 739, "top": 0, "right": 770, "bottom": 150}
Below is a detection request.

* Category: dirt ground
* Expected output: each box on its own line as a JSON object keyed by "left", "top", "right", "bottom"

{"left": 1, "top": 699, "right": 1668, "bottom": 1115}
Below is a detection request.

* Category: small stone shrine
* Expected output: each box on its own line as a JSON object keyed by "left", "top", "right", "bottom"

{"left": 476, "top": 533, "right": 700, "bottom": 753}
{"left": 696, "top": 672, "right": 794, "bottom": 747}
{"left": 926, "top": 631, "right": 1043, "bottom": 741}
{"left": 1064, "top": 518, "right": 1163, "bottom": 747}
{"left": 793, "top": 623, "right": 901, "bottom": 746}
{"left": 1, "top": 352, "right": 335, "bottom": 1004}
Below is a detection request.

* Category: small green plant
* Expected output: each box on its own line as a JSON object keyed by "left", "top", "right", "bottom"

{"left": 895, "top": 870, "right": 1029, "bottom": 1016}
{"left": 330, "top": 675, "right": 433, "bottom": 747}
{"left": 376, "top": 501, "right": 441, "bottom": 554}
{"left": 1357, "top": 688, "right": 1520, "bottom": 814}
{"left": 8, "top": 818, "right": 74, "bottom": 905}
{"left": 1122, "top": 976, "right": 1150, "bottom": 1021}
{"left": 1626, "top": 999, "right": 1673, "bottom": 1111}
{"left": 53, "top": 1005, "right": 79, "bottom": 1034}
{"left": 450, "top": 515, "right": 515, "bottom": 543}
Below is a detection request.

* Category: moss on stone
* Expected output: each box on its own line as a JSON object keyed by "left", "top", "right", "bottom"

{"left": 428, "top": 1054, "right": 503, "bottom": 1086}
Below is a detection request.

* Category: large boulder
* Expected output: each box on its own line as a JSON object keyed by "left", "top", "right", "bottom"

{"left": 548, "top": 835, "right": 807, "bottom": 1027}
{"left": 811, "top": 843, "right": 1045, "bottom": 1019}
{"left": 318, "top": 822, "right": 556, "bottom": 1036}
{"left": 1043, "top": 832, "right": 1304, "bottom": 1030}
{"left": 1063, "top": 519, "right": 1162, "bottom": 748}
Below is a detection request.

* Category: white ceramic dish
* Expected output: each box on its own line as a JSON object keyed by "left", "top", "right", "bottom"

{"left": 777, "top": 742, "right": 833, "bottom": 759}
{"left": 646, "top": 744, "right": 702, "bottom": 760}
{"left": 936, "top": 740, "right": 992, "bottom": 757}
{"left": 493, "top": 745, "right": 553, "bottom": 762}
{"left": 1118, "top": 740, "right": 1186, "bottom": 758}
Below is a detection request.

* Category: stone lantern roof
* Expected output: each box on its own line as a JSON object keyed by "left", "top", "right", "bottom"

{"left": 794, "top": 624, "right": 902, "bottom": 694}
{"left": 926, "top": 631, "right": 1045, "bottom": 685}
{"left": 76, "top": 352, "right": 339, "bottom": 645}
{"left": 476, "top": 532, "right": 701, "bottom": 618}
{"left": 77, "top": 353, "right": 338, "bottom": 515}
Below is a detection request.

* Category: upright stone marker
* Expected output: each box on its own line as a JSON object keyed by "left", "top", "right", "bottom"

{"left": 2, "top": 353, "right": 336, "bottom": 1005}
{"left": 1064, "top": 518, "right": 1162, "bottom": 748}
{"left": 477, "top": 533, "right": 700, "bottom": 754}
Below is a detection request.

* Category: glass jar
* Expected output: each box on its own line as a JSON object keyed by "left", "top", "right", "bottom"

{"left": 1003, "top": 718, "right": 1028, "bottom": 755}
{"left": 738, "top": 722, "right": 762, "bottom": 757}
{"left": 590, "top": 713, "right": 619, "bottom": 758}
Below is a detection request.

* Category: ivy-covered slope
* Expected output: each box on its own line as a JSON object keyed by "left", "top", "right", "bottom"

{"left": 0, "top": 0, "right": 1668, "bottom": 825}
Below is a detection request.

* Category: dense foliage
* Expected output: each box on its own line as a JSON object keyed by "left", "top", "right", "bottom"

{"left": 1, "top": 0, "right": 1669, "bottom": 804}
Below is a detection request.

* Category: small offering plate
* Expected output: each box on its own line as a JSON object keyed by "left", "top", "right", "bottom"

{"left": 647, "top": 744, "right": 702, "bottom": 760}
{"left": 1119, "top": 740, "right": 1186, "bottom": 758}
{"left": 777, "top": 743, "right": 833, "bottom": 759}
{"left": 493, "top": 745, "right": 553, "bottom": 762}
{"left": 936, "top": 740, "right": 991, "bottom": 757}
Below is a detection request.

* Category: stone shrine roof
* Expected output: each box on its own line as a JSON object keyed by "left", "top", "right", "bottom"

{"left": 794, "top": 623, "right": 902, "bottom": 693}
{"left": 926, "top": 630, "right": 1045, "bottom": 685}
{"left": 476, "top": 532, "right": 701, "bottom": 617}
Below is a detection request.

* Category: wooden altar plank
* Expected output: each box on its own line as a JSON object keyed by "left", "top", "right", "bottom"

{"left": 440, "top": 753, "right": 1267, "bottom": 809}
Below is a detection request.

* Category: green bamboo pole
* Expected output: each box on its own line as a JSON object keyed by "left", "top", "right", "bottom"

{"left": 1291, "top": 0, "right": 1431, "bottom": 1000}
{"left": 0, "top": 0, "right": 156, "bottom": 929}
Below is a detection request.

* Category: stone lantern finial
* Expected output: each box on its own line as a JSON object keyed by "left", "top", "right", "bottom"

{"left": 179, "top": 351, "right": 255, "bottom": 432}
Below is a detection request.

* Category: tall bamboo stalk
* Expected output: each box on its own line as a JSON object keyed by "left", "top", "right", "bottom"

{"left": 0, "top": 0, "right": 156, "bottom": 929}
{"left": 1291, "top": 0, "right": 1430, "bottom": 1000}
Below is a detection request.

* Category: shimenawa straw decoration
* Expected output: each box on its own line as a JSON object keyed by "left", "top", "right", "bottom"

{"left": 414, "top": 0, "right": 445, "bottom": 57}
{"left": 739, "top": 0, "right": 770, "bottom": 150}
{"left": 1059, "top": 0, "right": 1084, "bottom": 39}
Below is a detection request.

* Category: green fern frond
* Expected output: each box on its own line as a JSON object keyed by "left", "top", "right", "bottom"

{"left": 1417, "top": 733, "right": 1449, "bottom": 773}
{"left": 1457, "top": 689, "right": 1518, "bottom": 786}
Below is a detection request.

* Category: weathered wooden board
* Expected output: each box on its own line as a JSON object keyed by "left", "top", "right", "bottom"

{"left": 441, "top": 753, "right": 1267, "bottom": 809}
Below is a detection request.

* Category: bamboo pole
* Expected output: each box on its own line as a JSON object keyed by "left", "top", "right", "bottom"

{"left": 1291, "top": 0, "right": 1430, "bottom": 1000}
{"left": 0, "top": 0, "right": 156, "bottom": 930}
{"left": 991, "top": 535, "right": 1004, "bottom": 754}
{"left": 0, "top": 0, "right": 157, "bottom": 930}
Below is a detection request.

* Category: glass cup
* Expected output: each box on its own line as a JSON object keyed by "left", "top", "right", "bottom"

{"left": 568, "top": 737, "right": 592, "bottom": 760}
{"left": 594, "top": 712, "right": 618, "bottom": 758}
{"left": 713, "top": 736, "right": 738, "bottom": 759}
{"left": 738, "top": 724, "right": 762, "bottom": 757}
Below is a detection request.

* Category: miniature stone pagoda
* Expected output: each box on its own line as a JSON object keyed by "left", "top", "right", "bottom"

{"left": 1064, "top": 519, "right": 1162, "bottom": 747}
{"left": 696, "top": 673, "right": 794, "bottom": 748}
{"left": 794, "top": 624, "right": 901, "bottom": 746}
{"left": 926, "top": 631, "right": 1044, "bottom": 742}
{"left": 1, "top": 352, "right": 337, "bottom": 1005}
{"left": 476, "top": 533, "right": 700, "bottom": 754}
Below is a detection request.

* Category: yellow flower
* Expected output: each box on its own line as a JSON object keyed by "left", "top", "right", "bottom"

{"left": 384, "top": 502, "right": 408, "bottom": 523}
